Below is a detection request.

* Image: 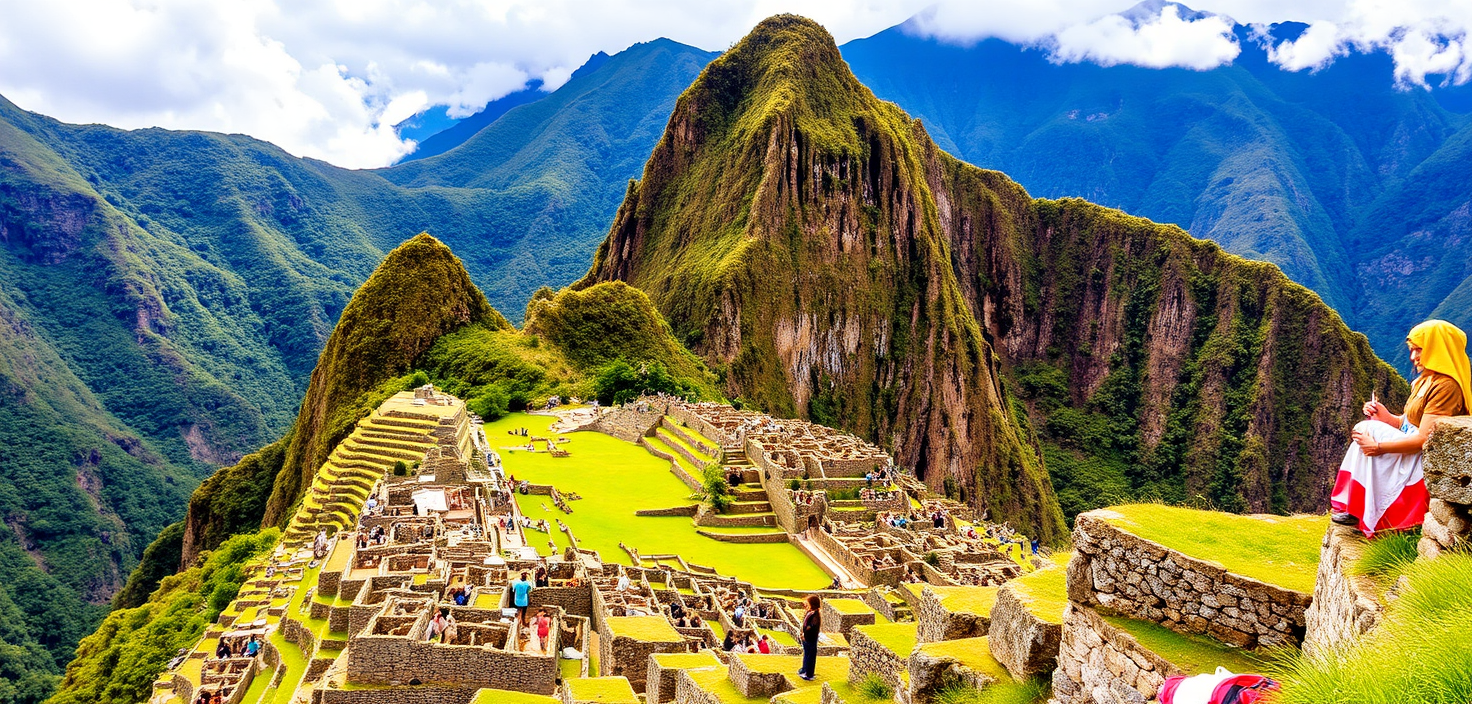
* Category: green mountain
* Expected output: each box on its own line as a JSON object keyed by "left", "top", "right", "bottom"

{"left": 579, "top": 15, "right": 1402, "bottom": 541}
{"left": 0, "top": 37, "right": 714, "bottom": 702}
{"left": 838, "top": 13, "right": 1472, "bottom": 369}
{"left": 47, "top": 235, "right": 716, "bottom": 704}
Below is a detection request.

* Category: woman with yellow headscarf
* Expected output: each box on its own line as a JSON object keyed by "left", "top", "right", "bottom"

{"left": 1331, "top": 320, "right": 1471, "bottom": 536}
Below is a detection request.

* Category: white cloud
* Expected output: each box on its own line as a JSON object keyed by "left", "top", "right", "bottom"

{"left": 3, "top": 1, "right": 1472, "bottom": 168}
{"left": 0, "top": 0, "right": 928, "bottom": 168}
{"left": 1052, "top": 5, "right": 1240, "bottom": 69}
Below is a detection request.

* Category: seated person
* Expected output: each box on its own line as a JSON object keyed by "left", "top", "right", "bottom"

{"left": 1333, "top": 320, "right": 1470, "bottom": 536}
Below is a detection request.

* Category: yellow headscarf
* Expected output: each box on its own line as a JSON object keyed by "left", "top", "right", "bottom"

{"left": 1408, "top": 319, "right": 1472, "bottom": 414}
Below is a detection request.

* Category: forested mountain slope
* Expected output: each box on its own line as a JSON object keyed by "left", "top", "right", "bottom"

{"left": 580, "top": 15, "right": 1403, "bottom": 543}
{"left": 0, "top": 37, "right": 714, "bottom": 703}
{"left": 841, "top": 11, "right": 1472, "bottom": 369}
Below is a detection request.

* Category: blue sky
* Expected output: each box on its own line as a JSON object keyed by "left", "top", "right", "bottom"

{"left": 0, "top": 0, "right": 1465, "bottom": 168}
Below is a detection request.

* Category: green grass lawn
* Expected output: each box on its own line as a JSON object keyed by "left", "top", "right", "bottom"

{"left": 827, "top": 599, "right": 874, "bottom": 614}
{"left": 490, "top": 413, "right": 828, "bottom": 588}
{"left": 855, "top": 622, "right": 917, "bottom": 657}
{"left": 1097, "top": 505, "right": 1323, "bottom": 593}
{"left": 606, "top": 616, "right": 682, "bottom": 642}
{"left": 916, "top": 637, "right": 1011, "bottom": 682}
{"left": 470, "top": 689, "right": 561, "bottom": 704}
{"left": 564, "top": 677, "right": 639, "bottom": 702}
{"left": 924, "top": 586, "right": 998, "bottom": 617}
{"left": 1102, "top": 616, "right": 1266, "bottom": 675}
{"left": 1008, "top": 553, "right": 1070, "bottom": 625}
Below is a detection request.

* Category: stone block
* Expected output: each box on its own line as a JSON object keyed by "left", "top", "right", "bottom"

{"left": 986, "top": 583, "right": 1061, "bottom": 680}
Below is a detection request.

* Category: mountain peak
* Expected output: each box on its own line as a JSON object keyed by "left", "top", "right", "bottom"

{"left": 1117, "top": 0, "right": 1227, "bottom": 27}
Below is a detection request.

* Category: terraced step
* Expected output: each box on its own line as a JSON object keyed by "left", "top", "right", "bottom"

{"left": 697, "top": 529, "right": 789, "bottom": 543}
{"left": 342, "top": 438, "right": 422, "bottom": 462}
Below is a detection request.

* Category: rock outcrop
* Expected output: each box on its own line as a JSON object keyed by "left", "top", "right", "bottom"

{"left": 1420, "top": 416, "right": 1472, "bottom": 558}
{"left": 578, "top": 14, "right": 1403, "bottom": 539}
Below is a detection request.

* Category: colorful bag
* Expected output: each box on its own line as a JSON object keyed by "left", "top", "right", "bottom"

{"left": 1158, "top": 667, "right": 1280, "bottom": 704}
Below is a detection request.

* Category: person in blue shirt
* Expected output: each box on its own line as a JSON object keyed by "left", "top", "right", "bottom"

{"left": 244, "top": 636, "right": 260, "bottom": 657}
{"left": 512, "top": 571, "right": 533, "bottom": 625}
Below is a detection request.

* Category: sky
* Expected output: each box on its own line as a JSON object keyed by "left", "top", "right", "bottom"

{"left": 0, "top": 0, "right": 1468, "bottom": 169}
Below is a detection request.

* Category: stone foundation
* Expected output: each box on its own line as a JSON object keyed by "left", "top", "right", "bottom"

{"left": 915, "top": 586, "right": 993, "bottom": 643}
{"left": 1070, "top": 511, "right": 1311, "bottom": 649}
{"left": 1052, "top": 605, "right": 1180, "bottom": 704}
{"left": 847, "top": 627, "right": 909, "bottom": 694}
{"left": 986, "top": 583, "right": 1060, "bottom": 680}
{"left": 820, "top": 600, "right": 875, "bottom": 634}
{"left": 1302, "top": 524, "right": 1385, "bottom": 657}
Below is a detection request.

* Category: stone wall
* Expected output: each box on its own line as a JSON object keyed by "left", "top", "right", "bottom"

{"left": 915, "top": 587, "right": 991, "bottom": 643}
{"left": 531, "top": 585, "right": 593, "bottom": 619}
{"left": 597, "top": 630, "right": 687, "bottom": 693}
{"left": 728, "top": 655, "right": 790, "bottom": 698}
{"left": 593, "top": 404, "right": 668, "bottom": 443}
{"left": 1069, "top": 511, "right": 1310, "bottom": 649}
{"left": 847, "top": 626, "right": 908, "bottom": 694}
{"left": 820, "top": 600, "right": 875, "bottom": 634}
{"left": 906, "top": 638, "right": 999, "bottom": 704}
{"left": 986, "top": 583, "right": 1060, "bottom": 680}
{"left": 646, "top": 655, "right": 720, "bottom": 704}
{"left": 1303, "top": 525, "right": 1385, "bottom": 658}
{"left": 1052, "top": 604, "right": 1180, "bottom": 704}
{"left": 313, "top": 684, "right": 479, "bottom": 704}
{"left": 1421, "top": 417, "right": 1472, "bottom": 558}
{"left": 346, "top": 635, "right": 558, "bottom": 694}
{"left": 672, "top": 669, "right": 722, "bottom": 704}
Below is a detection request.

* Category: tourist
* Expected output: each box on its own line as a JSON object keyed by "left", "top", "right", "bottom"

{"left": 670, "top": 601, "right": 686, "bottom": 622}
{"left": 426, "top": 609, "right": 449, "bottom": 642}
{"left": 245, "top": 635, "right": 261, "bottom": 658}
{"left": 1031, "top": 538, "right": 1040, "bottom": 555}
{"left": 689, "top": 614, "right": 703, "bottom": 628}
{"left": 215, "top": 639, "right": 230, "bottom": 659}
{"left": 757, "top": 634, "right": 772, "bottom": 654}
{"left": 864, "top": 471, "right": 874, "bottom": 487}
{"left": 454, "top": 588, "right": 470, "bottom": 606}
{"left": 535, "top": 566, "right": 549, "bottom": 587}
{"left": 616, "top": 571, "right": 632, "bottom": 592}
{"left": 365, "top": 496, "right": 378, "bottom": 514}
{"left": 195, "top": 690, "right": 211, "bottom": 704}
{"left": 1334, "top": 320, "right": 1470, "bottom": 535}
{"left": 210, "top": 690, "right": 224, "bottom": 704}
{"left": 533, "top": 609, "right": 552, "bottom": 653}
{"left": 313, "top": 529, "right": 328, "bottom": 559}
{"left": 438, "top": 610, "right": 457, "bottom": 643}
{"left": 798, "top": 595, "right": 821, "bottom": 681}
{"left": 732, "top": 604, "right": 745, "bottom": 628}
{"left": 513, "top": 571, "right": 534, "bottom": 625}
{"left": 722, "top": 630, "right": 737, "bottom": 652}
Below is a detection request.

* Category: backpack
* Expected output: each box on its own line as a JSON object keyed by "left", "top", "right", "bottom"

{"left": 1159, "top": 668, "right": 1280, "bottom": 704}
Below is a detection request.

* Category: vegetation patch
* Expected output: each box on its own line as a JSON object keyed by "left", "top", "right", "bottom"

{"left": 470, "top": 689, "right": 561, "bottom": 704}
{"left": 605, "top": 616, "right": 682, "bottom": 642}
{"left": 1099, "top": 504, "right": 1323, "bottom": 593}
{"left": 1272, "top": 551, "right": 1472, "bottom": 704}
{"left": 564, "top": 677, "right": 640, "bottom": 703}
{"left": 1007, "top": 553, "right": 1071, "bottom": 625}
{"left": 925, "top": 585, "right": 999, "bottom": 616}
{"left": 917, "top": 637, "right": 1012, "bottom": 682}
{"left": 1101, "top": 615, "right": 1266, "bottom": 676}
{"left": 855, "top": 622, "right": 918, "bottom": 657}
{"left": 1348, "top": 529, "right": 1420, "bottom": 589}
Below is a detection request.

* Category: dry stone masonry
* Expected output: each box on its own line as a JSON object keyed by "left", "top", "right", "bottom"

{"left": 1069, "top": 510, "right": 1311, "bottom": 649}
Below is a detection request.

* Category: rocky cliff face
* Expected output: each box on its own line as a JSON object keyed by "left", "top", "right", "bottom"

{"left": 581, "top": 15, "right": 1403, "bottom": 534}
{"left": 179, "top": 234, "right": 501, "bottom": 564}
{"left": 579, "top": 15, "right": 1067, "bottom": 543}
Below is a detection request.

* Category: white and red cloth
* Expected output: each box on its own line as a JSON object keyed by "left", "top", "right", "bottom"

{"left": 1159, "top": 668, "right": 1279, "bottom": 704}
{"left": 1330, "top": 420, "right": 1429, "bottom": 537}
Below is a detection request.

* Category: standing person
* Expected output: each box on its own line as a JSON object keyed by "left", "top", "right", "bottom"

{"left": 798, "top": 595, "right": 821, "bottom": 681}
{"left": 1332, "top": 320, "right": 1470, "bottom": 535}
{"left": 535, "top": 565, "right": 549, "bottom": 588}
{"left": 757, "top": 633, "right": 772, "bottom": 654}
{"left": 444, "top": 611, "right": 458, "bottom": 643}
{"left": 426, "top": 609, "right": 449, "bottom": 642}
{"left": 512, "top": 571, "right": 534, "bottom": 625}
{"left": 313, "top": 529, "right": 328, "bottom": 559}
{"left": 533, "top": 609, "right": 552, "bottom": 653}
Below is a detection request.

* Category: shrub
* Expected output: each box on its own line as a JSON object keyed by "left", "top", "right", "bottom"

{"left": 700, "top": 464, "right": 733, "bottom": 513}
{"left": 923, "top": 551, "right": 940, "bottom": 566}
{"left": 469, "top": 384, "right": 511, "bottom": 421}
{"left": 932, "top": 678, "right": 1050, "bottom": 704}
{"left": 392, "top": 461, "right": 408, "bottom": 476}
{"left": 403, "top": 370, "right": 430, "bottom": 390}
{"left": 789, "top": 479, "right": 802, "bottom": 491}
{"left": 856, "top": 673, "right": 892, "bottom": 700}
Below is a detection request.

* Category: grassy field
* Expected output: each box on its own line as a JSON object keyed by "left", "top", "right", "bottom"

{"left": 489, "top": 413, "right": 828, "bottom": 589}
{"left": 1008, "top": 553, "right": 1070, "bottom": 624}
{"left": 1097, "top": 505, "right": 1323, "bottom": 593}
{"left": 1103, "top": 616, "right": 1266, "bottom": 676}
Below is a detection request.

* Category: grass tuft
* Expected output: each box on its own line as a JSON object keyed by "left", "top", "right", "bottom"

{"left": 1348, "top": 529, "right": 1420, "bottom": 587}
{"left": 856, "top": 673, "right": 892, "bottom": 701}
{"left": 1272, "top": 551, "right": 1472, "bottom": 703}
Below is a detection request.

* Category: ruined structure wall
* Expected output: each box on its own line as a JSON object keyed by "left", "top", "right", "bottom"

{"left": 846, "top": 627, "right": 908, "bottom": 694}
{"left": 1069, "top": 512, "right": 1310, "bottom": 649}
{"left": 914, "top": 587, "right": 989, "bottom": 643}
{"left": 1421, "top": 417, "right": 1472, "bottom": 558}
{"left": 986, "top": 583, "right": 1061, "bottom": 680}
{"left": 346, "top": 637, "right": 557, "bottom": 694}
{"left": 1303, "top": 524, "right": 1385, "bottom": 658}
{"left": 1052, "top": 604, "right": 1180, "bottom": 704}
